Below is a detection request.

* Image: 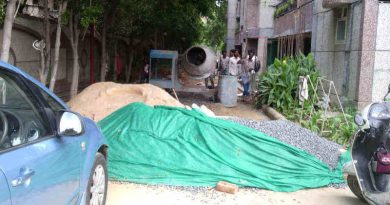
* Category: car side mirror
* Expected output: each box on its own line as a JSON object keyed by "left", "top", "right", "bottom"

{"left": 58, "top": 111, "right": 84, "bottom": 136}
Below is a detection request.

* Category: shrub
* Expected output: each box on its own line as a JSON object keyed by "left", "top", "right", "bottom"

{"left": 255, "top": 53, "right": 356, "bottom": 145}
{"left": 255, "top": 53, "right": 319, "bottom": 113}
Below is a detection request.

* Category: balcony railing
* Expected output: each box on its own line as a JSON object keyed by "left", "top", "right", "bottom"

{"left": 274, "top": 0, "right": 297, "bottom": 18}
{"left": 322, "top": 0, "right": 356, "bottom": 8}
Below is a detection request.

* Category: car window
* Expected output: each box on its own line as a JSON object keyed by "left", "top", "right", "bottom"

{"left": 0, "top": 72, "right": 52, "bottom": 152}
{"left": 37, "top": 87, "right": 66, "bottom": 111}
{"left": 0, "top": 78, "right": 30, "bottom": 109}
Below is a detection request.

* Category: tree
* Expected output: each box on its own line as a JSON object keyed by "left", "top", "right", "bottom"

{"left": 199, "top": 0, "right": 227, "bottom": 51}
{"left": 98, "top": 0, "right": 118, "bottom": 82}
{"left": 39, "top": 0, "right": 51, "bottom": 84}
{"left": 0, "top": 0, "right": 24, "bottom": 62}
{"left": 49, "top": 0, "right": 68, "bottom": 91}
{"left": 109, "top": 0, "right": 217, "bottom": 82}
{"left": 66, "top": 0, "right": 102, "bottom": 97}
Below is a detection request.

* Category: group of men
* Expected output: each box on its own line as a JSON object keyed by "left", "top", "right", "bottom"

{"left": 214, "top": 49, "right": 261, "bottom": 101}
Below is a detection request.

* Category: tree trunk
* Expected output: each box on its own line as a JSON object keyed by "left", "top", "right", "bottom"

{"left": 70, "top": 42, "right": 79, "bottom": 98}
{"left": 69, "top": 12, "right": 80, "bottom": 98}
{"left": 40, "top": 0, "right": 51, "bottom": 84}
{"left": 39, "top": 0, "right": 50, "bottom": 85}
{"left": 125, "top": 47, "right": 134, "bottom": 83}
{"left": 100, "top": 13, "right": 107, "bottom": 82}
{"left": 153, "top": 30, "right": 158, "bottom": 49}
{"left": 39, "top": 48, "right": 45, "bottom": 83}
{"left": 49, "top": 1, "right": 67, "bottom": 91}
{"left": 0, "top": 0, "right": 18, "bottom": 62}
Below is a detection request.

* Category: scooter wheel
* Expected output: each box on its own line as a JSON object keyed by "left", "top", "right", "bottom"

{"left": 347, "top": 175, "right": 365, "bottom": 201}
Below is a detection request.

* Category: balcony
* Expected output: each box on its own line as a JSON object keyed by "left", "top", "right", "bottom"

{"left": 274, "top": 0, "right": 297, "bottom": 18}
{"left": 322, "top": 0, "right": 356, "bottom": 8}
{"left": 22, "top": 0, "right": 58, "bottom": 19}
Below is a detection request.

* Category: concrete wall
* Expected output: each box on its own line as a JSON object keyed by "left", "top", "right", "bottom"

{"left": 372, "top": 2, "right": 390, "bottom": 101}
{"left": 274, "top": 1, "right": 313, "bottom": 36}
{"left": 311, "top": 0, "right": 363, "bottom": 104}
{"left": 245, "top": 0, "right": 258, "bottom": 29}
{"left": 0, "top": 16, "right": 102, "bottom": 101}
{"left": 257, "top": 0, "right": 280, "bottom": 70}
{"left": 0, "top": 26, "right": 91, "bottom": 83}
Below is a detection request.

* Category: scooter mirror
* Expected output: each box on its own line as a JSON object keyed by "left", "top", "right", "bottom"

{"left": 354, "top": 113, "right": 365, "bottom": 126}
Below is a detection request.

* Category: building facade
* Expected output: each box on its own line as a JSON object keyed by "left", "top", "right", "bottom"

{"left": 229, "top": 0, "right": 390, "bottom": 108}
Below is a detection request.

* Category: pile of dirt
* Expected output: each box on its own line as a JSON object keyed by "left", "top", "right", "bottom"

{"left": 68, "top": 82, "right": 183, "bottom": 121}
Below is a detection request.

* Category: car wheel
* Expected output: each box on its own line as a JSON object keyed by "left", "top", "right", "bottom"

{"left": 347, "top": 175, "right": 365, "bottom": 201}
{"left": 86, "top": 153, "right": 108, "bottom": 205}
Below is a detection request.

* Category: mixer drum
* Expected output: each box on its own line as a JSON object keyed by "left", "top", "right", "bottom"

{"left": 182, "top": 45, "right": 216, "bottom": 79}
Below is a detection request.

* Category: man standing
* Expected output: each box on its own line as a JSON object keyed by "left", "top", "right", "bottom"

{"left": 241, "top": 55, "right": 251, "bottom": 101}
{"left": 219, "top": 50, "right": 230, "bottom": 75}
{"left": 143, "top": 59, "right": 149, "bottom": 83}
{"left": 228, "top": 50, "right": 240, "bottom": 76}
{"left": 247, "top": 50, "right": 260, "bottom": 94}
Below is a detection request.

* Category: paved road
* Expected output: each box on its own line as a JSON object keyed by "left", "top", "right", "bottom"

{"left": 107, "top": 182, "right": 367, "bottom": 205}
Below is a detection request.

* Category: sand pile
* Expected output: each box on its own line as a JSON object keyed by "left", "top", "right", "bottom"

{"left": 68, "top": 82, "right": 183, "bottom": 121}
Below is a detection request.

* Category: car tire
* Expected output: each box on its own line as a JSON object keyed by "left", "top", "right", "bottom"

{"left": 347, "top": 175, "right": 365, "bottom": 202}
{"left": 86, "top": 153, "right": 108, "bottom": 205}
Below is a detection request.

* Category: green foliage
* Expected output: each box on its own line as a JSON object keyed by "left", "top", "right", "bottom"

{"left": 62, "top": 10, "right": 69, "bottom": 25}
{"left": 66, "top": 0, "right": 104, "bottom": 28}
{"left": 110, "top": 0, "right": 217, "bottom": 51}
{"left": 198, "top": 0, "right": 227, "bottom": 51}
{"left": 274, "top": 0, "right": 295, "bottom": 18}
{"left": 80, "top": 4, "right": 103, "bottom": 28}
{"left": 0, "top": 0, "right": 5, "bottom": 24}
{"left": 256, "top": 53, "right": 319, "bottom": 113}
{"left": 256, "top": 53, "right": 356, "bottom": 145}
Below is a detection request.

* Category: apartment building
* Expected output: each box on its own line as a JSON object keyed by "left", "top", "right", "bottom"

{"left": 227, "top": 0, "right": 390, "bottom": 107}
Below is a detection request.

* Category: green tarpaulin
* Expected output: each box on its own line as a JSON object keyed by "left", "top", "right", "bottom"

{"left": 98, "top": 102, "right": 347, "bottom": 192}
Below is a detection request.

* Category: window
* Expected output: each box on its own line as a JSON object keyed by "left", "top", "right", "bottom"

{"left": 26, "top": 80, "right": 65, "bottom": 111}
{"left": 39, "top": 88, "right": 65, "bottom": 111}
{"left": 335, "top": 7, "right": 348, "bottom": 44}
{"left": 0, "top": 73, "right": 51, "bottom": 151}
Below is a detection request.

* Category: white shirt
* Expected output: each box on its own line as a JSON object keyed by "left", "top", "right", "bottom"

{"left": 144, "top": 64, "right": 149, "bottom": 74}
{"left": 220, "top": 56, "right": 230, "bottom": 71}
{"left": 246, "top": 56, "right": 257, "bottom": 70}
{"left": 228, "top": 57, "right": 240, "bottom": 76}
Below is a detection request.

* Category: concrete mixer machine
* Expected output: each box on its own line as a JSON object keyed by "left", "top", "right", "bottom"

{"left": 148, "top": 45, "right": 217, "bottom": 92}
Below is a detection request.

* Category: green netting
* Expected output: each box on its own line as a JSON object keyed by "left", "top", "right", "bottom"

{"left": 98, "top": 102, "right": 348, "bottom": 192}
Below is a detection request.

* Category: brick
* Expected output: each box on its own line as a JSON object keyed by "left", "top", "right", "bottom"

{"left": 215, "top": 181, "right": 239, "bottom": 194}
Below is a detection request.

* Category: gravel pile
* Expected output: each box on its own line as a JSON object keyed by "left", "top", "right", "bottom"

{"left": 224, "top": 118, "right": 347, "bottom": 188}
{"left": 224, "top": 118, "right": 343, "bottom": 170}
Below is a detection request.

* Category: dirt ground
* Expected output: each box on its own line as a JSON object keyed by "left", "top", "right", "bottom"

{"left": 177, "top": 92, "right": 269, "bottom": 121}
{"left": 107, "top": 182, "right": 366, "bottom": 205}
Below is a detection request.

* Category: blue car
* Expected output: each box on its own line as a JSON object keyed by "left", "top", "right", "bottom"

{"left": 0, "top": 61, "right": 108, "bottom": 205}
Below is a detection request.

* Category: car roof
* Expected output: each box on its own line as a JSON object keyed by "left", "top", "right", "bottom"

{"left": 0, "top": 60, "right": 69, "bottom": 109}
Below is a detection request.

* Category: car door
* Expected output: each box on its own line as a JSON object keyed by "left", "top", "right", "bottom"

{"left": 0, "top": 70, "right": 82, "bottom": 205}
{"left": 0, "top": 169, "right": 11, "bottom": 205}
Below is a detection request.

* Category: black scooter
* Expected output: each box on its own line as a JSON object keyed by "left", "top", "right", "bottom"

{"left": 343, "top": 85, "right": 390, "bottom": 205}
